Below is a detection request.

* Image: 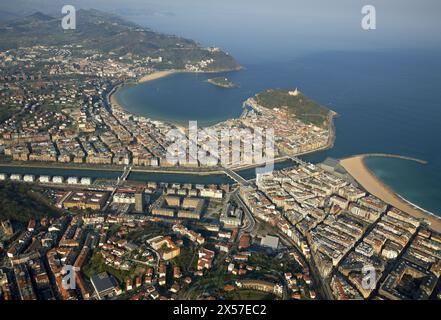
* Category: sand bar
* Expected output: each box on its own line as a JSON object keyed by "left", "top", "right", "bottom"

{"left": 340, "top": 155, "right": 441, "bottom": 232}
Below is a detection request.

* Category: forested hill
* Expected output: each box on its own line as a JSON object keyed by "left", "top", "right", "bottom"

{"left": 0, "top": 182, "right": 60, "bottom": 222}
{"left": 0, "top": 9, "right": 241, "bottom": 71}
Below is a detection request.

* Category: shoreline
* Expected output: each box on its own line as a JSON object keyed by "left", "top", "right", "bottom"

{"left": 137, "top": 69, "right": 180, "bottom": 84}
{"left": 107, "top": 69, "right": 338, "bottom": 174}
{"left": 108, "top": 68, "right": 240, "bottom": 123}
{"left": 340, "top": 155, "right": 441, "bottom": 233}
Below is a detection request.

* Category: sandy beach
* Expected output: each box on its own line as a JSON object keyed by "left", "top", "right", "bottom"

{"left": 137, "top": 70, "right": 178, "bottom": 83}
{"left": 108, "top": 70, "right": 181, "bottom": 113}
{"left": 109, "top": 88, "right": 122, "bottom": 111}
{"left": 340, "top": 155, "right": 441, "bottom": 232}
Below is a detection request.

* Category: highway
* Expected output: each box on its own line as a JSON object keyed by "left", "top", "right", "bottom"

{"left": 231, "top": 189, "right": 256, "bottom": 237}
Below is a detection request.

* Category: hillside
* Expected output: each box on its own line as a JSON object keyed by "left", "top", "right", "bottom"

{"left": 253, "top": 89, "right": 331, "bottom": 127}
{"left": 0, "top": 9, "right": 240, "bottom": 71}
{"left": 0, "top": 182, "right": 60, "bottom": 222}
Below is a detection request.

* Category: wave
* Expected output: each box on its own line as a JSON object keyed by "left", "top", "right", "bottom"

{"left": 396, "top": 194, "right": 441, "bottom": 220}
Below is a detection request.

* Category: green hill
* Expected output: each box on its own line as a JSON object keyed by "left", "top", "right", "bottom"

{"left": 0, "top": 9, "right": 240, "bottom": 71}
{"left": 253, "top": 89, "right": 331, "bottom": 127}
{"left": 0, "top": 182, "right": 60, "bottom": 222}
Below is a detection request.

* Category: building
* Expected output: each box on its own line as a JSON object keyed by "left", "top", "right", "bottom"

{"left": 238, "top": 233, "right": 251, "bottom": 250}
{"left": 52, "top": 176, "right": 64, "bottom": 184}
{"left": 151, "top": 195, "right": 204, "bottom": 220}
{"left": 63, "top": 191, "right": 109, "bottom": 211}
{"left": 220, "top": 203, "right": 243, "bottom": 228}
{"left": 147, "top": 236, "right": 181, "bottom": 261}
{"left": 261, "top": 235, "right": 279, "bottom": 250}
{"left": 23, "top": 174, "right": 35, "bottom": 182}
{"left": 135, "top": 192, "right": 145, "bottom": 213}
{"left": 39, "top": 175, "right": 51, "bottom": 183}
{"left": 90, "top": 272, "right": 119, "bottom": 300}
{"left": 67, "top": 177, "right": 79, "bottom": 184}
{"left": 113, "top": 192, "right": 136, "bottom": 204}
{"left": 236, "top": 279, "right": 283, "bottom": 297}
{"left": 80, "top": 177, "right": 92, "bottom": 185}
{"left": 379, "top": 260, "right": 438, "bottom": 300}
{"left": 10, "top": 174, "right": 22, "bottom": 181}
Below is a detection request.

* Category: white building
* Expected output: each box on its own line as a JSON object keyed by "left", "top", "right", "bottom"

{"left": 23, "top": 174, "right": 35, "bottom": 182}
{"left": 80, "top": 177, "right": 92, "bottom": 185}
{"left": 113, "top": 193, "right": 136, "bottom": 204}
{"left": 67, "top": 177, "right": 79, "bottom": 184}
{"left": 199, "top": 188, "right": 223, "bottom": 199}
{"left": 52, "top": 176, "right": 64, "bottom": 184}
{"left": 39, "top": 175, "right": 51, "bottom": 183}
{"left": 10, "top": 174, "right": 22, "bottom": 181}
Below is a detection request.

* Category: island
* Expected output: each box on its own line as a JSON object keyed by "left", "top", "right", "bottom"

{"left": 206, "top": 77, "right": 236, "bottom": 88}
{"left": 1, "top": 7, "right": 441, "bottom": 303}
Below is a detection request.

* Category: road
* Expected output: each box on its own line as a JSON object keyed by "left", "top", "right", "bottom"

{"left": 102, "top": 165, "right": 132, "bottom": 211}
{"left": 231, "top": 189, "right": 256, "bottom": 237}
{"left": 223, "top": 168, "right": 249, "bottom": 186}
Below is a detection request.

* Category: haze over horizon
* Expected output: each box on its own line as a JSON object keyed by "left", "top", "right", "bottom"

{"left": 1, "top": 0, "right": 441, "bottom": 62}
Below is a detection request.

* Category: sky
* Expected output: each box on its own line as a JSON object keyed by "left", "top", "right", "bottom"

{"left": 2, "top": 0, "right": 441, "bottom": 61}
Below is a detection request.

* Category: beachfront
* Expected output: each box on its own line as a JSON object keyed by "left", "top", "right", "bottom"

{"left": 340, "top": 155, "right": 441, "bottom": 232}
{"left": 137, "top": 70, "right": 178, "bottom": 83}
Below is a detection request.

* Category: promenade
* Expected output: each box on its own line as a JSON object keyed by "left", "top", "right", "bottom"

{"left": 340, "top": 155, "right": 441, "bottom": 232}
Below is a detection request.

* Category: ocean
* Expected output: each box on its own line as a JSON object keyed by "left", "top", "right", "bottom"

{"left": 114, "top": 49, "right": 441, "bottom": 216}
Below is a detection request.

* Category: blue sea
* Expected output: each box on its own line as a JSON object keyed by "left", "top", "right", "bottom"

{"left": 115, "top": 49, "right": 441, "bottom": 216}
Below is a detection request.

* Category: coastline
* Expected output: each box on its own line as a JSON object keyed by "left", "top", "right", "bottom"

{"left": 107, "top": 69, "right": 338, "bottom": 173}
{"left": 340, "top": 155, "right": 441, "bottom": 232}
{"left": 108, "top": 68, "right": 240, "bottom": 117}
{"left": 137, "top": 70, "right": 179, "bottom": 83}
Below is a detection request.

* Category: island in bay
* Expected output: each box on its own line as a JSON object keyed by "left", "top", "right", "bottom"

{"left": 0, "top": 8, "right": 440, "bottom": 303}
{"left": 206, "top": 77, "right": 236, "bottom": 88}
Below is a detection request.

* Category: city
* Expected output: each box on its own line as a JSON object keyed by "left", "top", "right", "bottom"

{"left": 0, "top": 0, "right": 440, "bottom": 308}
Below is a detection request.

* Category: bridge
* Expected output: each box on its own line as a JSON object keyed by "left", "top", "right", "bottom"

{"left": 287, "top": 156, "right": 308, "bottom": 166}
{"left": 119, "top": 165, "right": 132, "bottom": 182}
{"left": 223, "top": 167, "right": 249, "bottom": 186}
{"left": 102, "top": 165, "right": 132, "bottom": 211}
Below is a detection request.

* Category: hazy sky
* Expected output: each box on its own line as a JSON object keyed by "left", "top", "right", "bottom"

{"left": 3, "top": 0, "right": 441, "bottom": 61}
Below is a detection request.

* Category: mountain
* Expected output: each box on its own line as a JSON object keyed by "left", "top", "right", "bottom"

{"left": 0, "top": 9, "right": 240, "bottom": 71}
{"left": 0, "top": 10, "right": 21, "bottom": 22}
